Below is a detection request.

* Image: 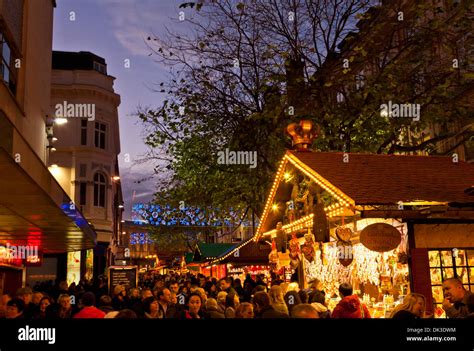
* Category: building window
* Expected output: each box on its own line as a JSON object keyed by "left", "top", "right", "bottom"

{"left": 93, "top": 61, "right": 107, "bottom": 74}
{"left": 93, "top": 173, "right": 106, "bottom": 207}
{"left": 94, "top": 122, "right": 107, "bottom": 149}
{"left": 0, "top": 33, "right": 17, "bottom": 95}
{"left": 81, "top": 119, "right": 88, "bottom": 145}
{"left": 79, "top": 182, "right": 87, "bottom": 206}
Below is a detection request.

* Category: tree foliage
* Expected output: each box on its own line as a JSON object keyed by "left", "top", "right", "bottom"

{"left": 139, "top": 0, "right": 474, "bottom": 222}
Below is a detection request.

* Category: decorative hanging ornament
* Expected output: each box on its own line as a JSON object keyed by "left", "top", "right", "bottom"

{"left": 335, "top": 226, "right": 353, "bottom": 243}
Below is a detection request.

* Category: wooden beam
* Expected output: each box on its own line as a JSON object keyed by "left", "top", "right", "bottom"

{"left": 361, "top": 210, "right": 474, "bottom": 219}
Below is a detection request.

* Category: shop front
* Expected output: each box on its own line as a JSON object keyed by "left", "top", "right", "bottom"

{"left": 209, "top": 238, "right": 272, "bottom": 282}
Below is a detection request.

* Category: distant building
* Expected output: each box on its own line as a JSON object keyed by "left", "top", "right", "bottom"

{"left": 49, "top": 50, "right": 123, "bottom": 274}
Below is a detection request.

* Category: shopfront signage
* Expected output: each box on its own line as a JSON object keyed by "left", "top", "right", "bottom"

{"left": 108, "top": 266, "right": 138, "bottom": 294}
{"left": 360, "top": 223, "right": 401, "bottom": 252}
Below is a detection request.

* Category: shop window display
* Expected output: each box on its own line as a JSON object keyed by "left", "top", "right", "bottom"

{"left": 429, "top": 248, "right": 474, "bottom": 318}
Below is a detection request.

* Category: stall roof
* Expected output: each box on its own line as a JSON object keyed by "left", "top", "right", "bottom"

{"left": 193, "top": 242, "right": 235, "bottom": 262}
{"left": 287, "top": 150, "right": 474, "bottom": 205}
{"left": 256, "top": 150, "right": 474, "bottom": 238}
{"left": 210, "top": 237, "right": 271, "bottom": 265}
{"left": 184, "top": 252, "right": 194, "bottom": 264}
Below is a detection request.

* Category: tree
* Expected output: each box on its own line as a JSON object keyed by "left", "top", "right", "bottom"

{"left": 139, "top": 0, "right": 474, "bottom": 221}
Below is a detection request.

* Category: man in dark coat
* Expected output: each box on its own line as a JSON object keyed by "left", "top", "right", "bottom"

{"left": 253, "top": 291, "right": 289, "bottom": 319}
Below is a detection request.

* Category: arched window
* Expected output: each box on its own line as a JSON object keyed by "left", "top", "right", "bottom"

{"left": 93, "top": 173, "right": 106, "bottom": 207}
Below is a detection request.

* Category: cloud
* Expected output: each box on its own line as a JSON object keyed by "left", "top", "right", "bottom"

{"left": 99, "top": 0, "right": 180, "bottom": 57}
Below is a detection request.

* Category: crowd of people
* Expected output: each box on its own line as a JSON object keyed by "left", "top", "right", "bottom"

{"left": 0, "top": 273, "right": 473, "bottom": 319}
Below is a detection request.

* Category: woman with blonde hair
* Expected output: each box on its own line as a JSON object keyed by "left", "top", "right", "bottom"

{"left": 216, "top": 291, "right": 227, "bottom": 313}
{"left": 390, "top": 293, "right": 426, "bottom": 319}
{"left": 269, "top": 285, "right": 289, "bottom": 316}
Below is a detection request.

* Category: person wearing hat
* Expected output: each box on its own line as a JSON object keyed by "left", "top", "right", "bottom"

{"left": 6, "top": 298, "right": 25, "bottom": 319}
{"left": 73, "top": 292, "right": 105, "bottom": 318}
{"left": 112, "top": 284, "right": 129, "bottom": 311}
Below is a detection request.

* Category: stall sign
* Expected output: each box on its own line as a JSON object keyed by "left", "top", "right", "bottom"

{"left": 360, "top": 223, "right": 401, "bottom": 252}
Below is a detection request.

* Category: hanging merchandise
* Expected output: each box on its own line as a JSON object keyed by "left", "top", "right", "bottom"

{"left": 336, "top": 226, "right": 353, "bottom": 243}
{"left": 313, "top": 192, "right": 330, "bottom": 242}
{"left": 289, "top": 233, "right": 301, "bottom": 269}
{"left": 268, "top": 239, "right": 280, "bottom": 272}
{"left": 275, "top": 221, "right": 287, "bottom": 253}
{"left": 337, "top": 240, "right": 353, "bottom": 267}
{"left": 301, "top": 228, "right": 317, "bottom": 262}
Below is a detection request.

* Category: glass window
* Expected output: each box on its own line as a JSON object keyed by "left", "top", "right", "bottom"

{"left": 79, "top": 182, "right": 87, "bottom": 206}
{"left": 429, "top": 251, "right": 440, "bottom": 267}
{"left": 93, "top": 173, "right": 106, "bottom": 207}
{"left": 94, "top": 122, "right": 106, "bottom": 149}
{"left": 429, "top": 248, "right": 474, "bottom": 318}
{"left": 81, "top": 119, "right": 87, "bottom": 146}
{"left": 0, "top": 32, "right": 17, "bottom": 94}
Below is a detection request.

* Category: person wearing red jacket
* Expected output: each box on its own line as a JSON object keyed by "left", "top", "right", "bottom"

{"left": 73, "top": 292, "right": 106, "bottom": 319}
{"left": 331, "top": 283, "right": 371, "bottom": 319}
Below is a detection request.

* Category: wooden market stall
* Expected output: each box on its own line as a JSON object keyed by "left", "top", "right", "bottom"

{"left": 253, "top": 120, "right": 474, "bottom": 317}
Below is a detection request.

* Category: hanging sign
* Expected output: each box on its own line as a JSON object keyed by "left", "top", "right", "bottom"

{"left": 360, "top": 223, "right": 401, "bottom": 252}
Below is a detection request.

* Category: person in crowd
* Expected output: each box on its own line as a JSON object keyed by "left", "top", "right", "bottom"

{"left": 98, "top": 295, "right": 115, "bottom": 315}
{"left": 224, "top": 293, "right": 239, "bottom": 318}
{"left": 390, "top": 293, "right": 426, "bottom": 319}
{"left": 73, "top": 292, "right": 105, "bottom": 318}
{"left": 157, "top": 288, "right": 172, "bottom": 318}
{"left": 298, "top": 290, "right": 309, "bottom": 304}
{"left": 291, "top": 304, "right": 319, "bottom": 319}
{"left": 115, "top": 309, "right": 138, "bottom": 319}
{"left": 286, "top": 282, "right": 299, "bottom": 293}
{"left": 216, "top": 291, "right": 227, "bottom": 314}
{"left": 243, "top": 274, "right": 256, "bottom": 302}
{"left": 179, "top": 293, "right": 204, "bottom": 319}
{"left": 112, "top": 284, "right": 129, "bottom": 311}
{"left": 204, "top": 281, "right": 218, "bottom": 299}
{"left": 442, "top": 277, "right": 473, "bottom": 318}
{"left": 5, "top": 298, "right": 25, "bottom": 319}
{"left": 253, "top": 291, "right": 289, "bottom": 319}
{"left": 129, "top": 288, "right": 140, "bottom": 300}
{"left": 32, "top": 291, "right": 43, "bottom": 306}
{"left": 253, "top": 285, "right": 267, "bottom": 295}
{"left": 311, "top": 291, "right": 330, "bottom": 318}
{"left": 235, "top": 302, "right": 254, "bottom": 319}
{"left": 269, "top": 285, "right": 289, "bottom": 316}
{"left": 48, "top": 294, "right": 74, "bottom": 319}
{"left": 35, "top": 296, "right": 53, "bottom": 319}
{"left": 219, "top": 277, "right": 237, "bottom": 295}
{"left": 141, "top": 288, "right": 153, "bottom": 300}
{"left": 284, "top": 290, "right": 302, "bottom": 315}
{"left": 204, "top": 298, "right": 225, "bottom": 319}
{"left": 332, "top": 283, "right": 371, "bottom": 319}
{"left": 169, "top": 281, "right": 180, "bottom": 295}
{"left": 233, "top": 278, "right": 244, "bottom": 299}
{"left": 0, "top": 294, "right": 12, "bottom": 318}
{"left": 308, "top": 278, "right": 325, "bottom": 302}
{"left": 255, "top": 274, "right": 267, "bottom": 288}
{"left": 143, "top": 296, "right": 160, "bottom": 318}
{"left": 16, "top": 287, "right": 36, "bottom": 318}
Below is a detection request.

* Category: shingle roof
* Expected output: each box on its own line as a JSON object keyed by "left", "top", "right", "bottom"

{"left": 288, "top": 151, "right": 474, "bottom": 205}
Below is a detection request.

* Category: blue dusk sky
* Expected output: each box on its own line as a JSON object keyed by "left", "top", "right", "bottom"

{"left": 53, "top": 0, "right": 192, "bottom": 219}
